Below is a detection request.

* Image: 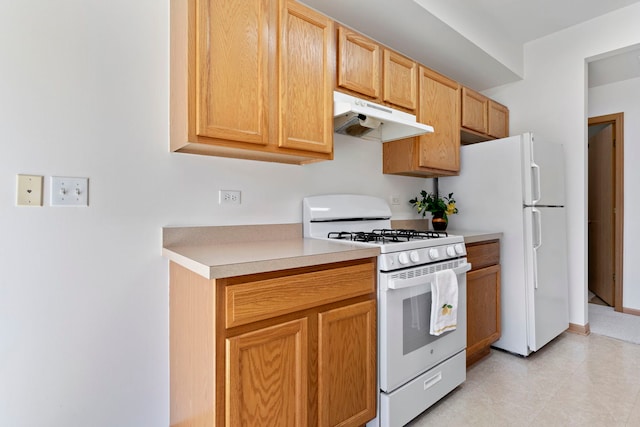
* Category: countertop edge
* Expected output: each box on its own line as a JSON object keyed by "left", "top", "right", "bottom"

{"left": 163, "top": 240, "right": 380, "bottom": 279}
{"left": 447, "top": 230, "right": 503, "bottom": 244}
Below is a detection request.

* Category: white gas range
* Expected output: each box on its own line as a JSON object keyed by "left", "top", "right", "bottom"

{"left": 303, "top": 194, "right": 470, "bottom": 427}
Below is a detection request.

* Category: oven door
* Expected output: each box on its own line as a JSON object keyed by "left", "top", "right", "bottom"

{"left": 378, "top": 260, "right": 470, "bottom": 392}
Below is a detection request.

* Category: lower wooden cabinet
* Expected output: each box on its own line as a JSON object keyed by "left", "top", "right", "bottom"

{"left": 170, "top": 257, "right": 377, "bottom": 427}
{"left": 227, "top": 318, "right": 308, "bottom": 426}
{"left": 318, "top": 301, "right": 377, "bottom": 427}
{"left": 465, "top": 239, "right": 501, "bottom": 367}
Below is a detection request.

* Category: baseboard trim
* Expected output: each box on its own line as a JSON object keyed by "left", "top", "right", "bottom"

{"left": 622, "top": 307, "right": 640, "bottom": 316}
{"left": 567, "top": 322, "right": 590, "bottom": 336}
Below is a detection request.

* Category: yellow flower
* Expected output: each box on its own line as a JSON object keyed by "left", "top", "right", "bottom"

{"left": 446, "top": 202, "right": 457, "bottom": 215}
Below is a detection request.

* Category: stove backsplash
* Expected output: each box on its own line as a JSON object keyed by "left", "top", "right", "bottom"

{"left": 391, "top": 219, "right": 431, "bottom": 231}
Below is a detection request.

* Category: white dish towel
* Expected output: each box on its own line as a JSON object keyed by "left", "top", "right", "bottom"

{"left": 430, "top": 269, "right": 459, "bottom": 336}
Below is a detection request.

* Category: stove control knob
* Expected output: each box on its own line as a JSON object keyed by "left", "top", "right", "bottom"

{"left": 409, "top": 251, "right": 420, "bottom": 263}
{"left": 428, "top": 248, "right": 439, "bottom": 260}
{"left": 446, "top": 246, "right": 456, "bottom": 257}
{"left": 398, "top": 252, "right": 410, "bottom": 265}
{"left": 454, "top": 244, "right": 465, "bottom": 255}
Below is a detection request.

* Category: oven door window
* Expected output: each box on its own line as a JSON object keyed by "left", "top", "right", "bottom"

{"left": 402, "top": 291, "right": 451, "bottom": 355}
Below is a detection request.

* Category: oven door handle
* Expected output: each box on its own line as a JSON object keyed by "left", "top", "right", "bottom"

{"left": 387, "top": 262, "right": 471, "bottom": 290}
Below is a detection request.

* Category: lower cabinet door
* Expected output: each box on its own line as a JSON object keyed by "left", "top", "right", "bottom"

{"left": 466, "top": 264, "right": 501, "bottom": 365}
{"left": 318, "top": 300, "right": 377, "bottom": 427}
{"left": 226, "top": 318, "right": 308, "bottom": 426}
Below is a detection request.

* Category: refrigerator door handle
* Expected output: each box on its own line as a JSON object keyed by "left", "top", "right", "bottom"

{"left": 532, "top": 208, "right": 542, "bottom": 289}
{"left": 531, "top": 162, "right": 541, "bottom": 204}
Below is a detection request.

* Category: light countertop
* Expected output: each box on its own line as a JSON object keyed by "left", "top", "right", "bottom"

{"left": 161, "top": 224, "right": 500, "bottom": 279}
{"left": 448, "top": 229, "right": 503, "bottom": 244}
{"left": 163, "top": 235, "right": 379, "bottom": 279}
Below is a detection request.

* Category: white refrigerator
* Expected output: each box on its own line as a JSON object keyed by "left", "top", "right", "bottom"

{"left": 441, "top": 132, "right": 569, "bottom": 356}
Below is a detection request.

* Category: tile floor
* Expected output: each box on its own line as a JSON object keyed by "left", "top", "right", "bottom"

{"left": 407, "top": 332, "right": 640, "bottom": 426}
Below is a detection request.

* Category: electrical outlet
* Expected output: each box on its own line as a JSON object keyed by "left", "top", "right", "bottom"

{"left": 219, "top": 190, "right": 241, "bottom": 205}
{"left": 391, "top": 195, "right": 401, "bottom": 206}
{"left": 16, "top": 174, "right": 43, "bottom": 206}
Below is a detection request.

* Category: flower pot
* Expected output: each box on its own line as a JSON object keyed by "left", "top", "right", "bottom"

{"left": 432, "top": 215, "right": 448, "bottom": 231}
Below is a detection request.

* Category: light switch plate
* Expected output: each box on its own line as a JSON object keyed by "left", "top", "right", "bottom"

{"left": 16, "top": 174, "right": 44, "bottom": 206}
{"left": 51, "top": 176, "right": 89, "bottom": 206}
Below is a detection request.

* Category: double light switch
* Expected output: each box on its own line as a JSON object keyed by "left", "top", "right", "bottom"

{"left": 50, "top": 176, "right": 89, "bottom": 206}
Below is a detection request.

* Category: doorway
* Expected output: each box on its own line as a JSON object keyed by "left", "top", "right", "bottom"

{"left": 587, "top": 113, "right": 624, "bottom": 312}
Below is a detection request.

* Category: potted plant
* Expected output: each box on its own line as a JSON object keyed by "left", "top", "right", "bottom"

{"left": 409, "top": 191, "right": 459, "bottom": 231}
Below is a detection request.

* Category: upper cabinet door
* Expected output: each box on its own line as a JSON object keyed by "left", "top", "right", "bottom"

{"left": 336, "top": 26, "right": 381, "bottom": 100}
{"left": 197, "top": 0, "right": 273, "bottom": 145}
{"left": 487, "top": 100, "right": 509, "bottom": 139}
{"left": 278, "top": 0, "right": 334, "bottom": 154}
{"left": 382, "top": 66, "right": 460, "bottom": 177}
{"left": 460, "top": 87, "right": 509, "bottom": 144}
{"left": 383, "top": 49, "right": 418, "bottom": 112}
{"left": 417, "top": 67, "right": 460, "bottom": 172}
{"left": 461, "top": 87, "right": 488, "bottom": 134}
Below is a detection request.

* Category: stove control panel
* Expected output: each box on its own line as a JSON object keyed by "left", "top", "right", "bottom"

{"left": 378, "top": 243, "right": 467, "bottom": 272}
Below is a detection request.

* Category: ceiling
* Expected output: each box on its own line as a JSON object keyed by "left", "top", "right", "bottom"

{"left": 588, "top": 45, "right": 640, "bottom": 88}
{"left": 299, "top": 0, "right": 640, "bottom": 90}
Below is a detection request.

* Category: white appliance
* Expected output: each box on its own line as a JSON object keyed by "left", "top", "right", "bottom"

{"left": 441, "top": 132, "right": 569, "bottom": 356}
{"left": 333, "top": 91, "right": 433, "bottom": 142}
{"left": 303, "top": 194, "right": 470, "bottom": 427}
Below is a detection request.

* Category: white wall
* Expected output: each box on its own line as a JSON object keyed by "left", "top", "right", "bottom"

{"left": 484, "top": 3, "right": 640, "bottom": 326}
{"left": 588, "top": 76, "right": 640, "bottom": 309}
{"left": 0, "top": 1, "right": 430, "bottom": 425}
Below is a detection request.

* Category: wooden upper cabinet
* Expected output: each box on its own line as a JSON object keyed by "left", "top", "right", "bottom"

{"left": 383, "top": 49, "right": 418, "bottom": 111}
{"left": 461, "top": 86, "right": 509, "bottom": 144}
{"left": 337, "top": 26, "right": 381, "bottom": 99}
{"left": 461, "top": 87, "right": 488, "bottom": 134}
{"left": 170, "top": 0, "right": 334, "bottom": 164}
{"left": 336, "top": 26, "right": 417, "bottom": 112}
{"left": 487, "top": 99, "right": 509, "bottom": 138}
{"left": 416, "top": 67, "right": 459, "bottom": 172}
{"left": 279, "top": 0, "right": 334, "bottom": 154}
{"left": 195, "top": 0, "right": 272, "bottom": 146}
{"left": 383, "top": 66, "right": 460, "bottom": 177}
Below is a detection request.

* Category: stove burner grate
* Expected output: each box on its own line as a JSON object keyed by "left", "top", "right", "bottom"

{"left": 327, "top": 229, "right": 448, "bottom": 243}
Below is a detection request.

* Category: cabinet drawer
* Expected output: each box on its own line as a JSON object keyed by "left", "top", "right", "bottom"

{"left": 225, "top": 261, "right": 376, "bottom": 328}
{"left": 466, "top": 240, "right": 500, "bottom": 270}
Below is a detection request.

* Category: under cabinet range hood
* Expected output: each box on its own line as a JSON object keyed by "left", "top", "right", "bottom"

{"left": 333, "top": 91, "right": 433, "bottom": 142}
